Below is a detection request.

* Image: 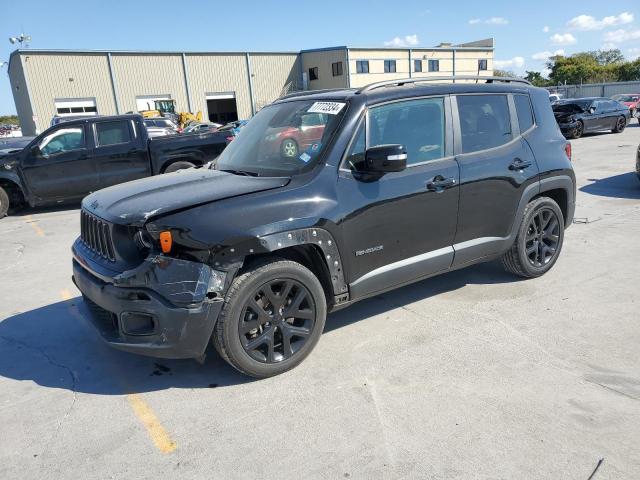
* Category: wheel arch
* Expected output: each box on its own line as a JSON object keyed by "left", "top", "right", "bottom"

{"left": 0, "top": 174, "right": 27, "bottom": 208}
{"left": 160, "top": 155, "right": 202, "bottom": 173}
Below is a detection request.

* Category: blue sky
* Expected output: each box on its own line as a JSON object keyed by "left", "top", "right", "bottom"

{"left": 1, "top": 0, "right": 639, "bottom": 114}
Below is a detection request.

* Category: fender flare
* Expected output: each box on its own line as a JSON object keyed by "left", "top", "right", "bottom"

{"left": 0, "top": 171, "right": 28, "bottom": 203}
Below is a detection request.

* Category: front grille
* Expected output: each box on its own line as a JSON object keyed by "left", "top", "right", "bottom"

{"left": 80, "top": 210, "right": 116, "bottom": 261}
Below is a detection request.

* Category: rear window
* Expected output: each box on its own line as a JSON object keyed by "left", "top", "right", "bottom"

{"left": 96, "top": 121, "right": 131, "bottom": 146}
{"left": 514, "top": 94, "right": 534, "bottom": 133}
{"left": 457, "top": 95, "right": 512, "bottom": 153}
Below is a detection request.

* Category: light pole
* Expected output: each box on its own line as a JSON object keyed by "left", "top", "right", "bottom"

{"left": 9, "top": 34, "right": 31, "bottom": 48}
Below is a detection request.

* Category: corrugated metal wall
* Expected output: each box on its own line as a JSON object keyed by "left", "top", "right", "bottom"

{"left": 186, "top": 53, "right": 252, "bottom": 119}
{"left": 20, "top": 53, "right": 116, "bottom": 134}
{"left": 7, "top": 55, "right": 36, "bottom": 136}
{"left": 550, "top": 81, "right": 640, "bottom": 99}
{"left": 251, "top": 53, "right": 301, "bottom": 110}
{"left": 111, "top": 54, "right": 188, "bottom": 114}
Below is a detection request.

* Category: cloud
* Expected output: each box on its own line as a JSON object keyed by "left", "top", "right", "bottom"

{"left": 628, "top": 48, "right": 640, "bottom": 60}
{"left": 543, "top": 26, "right": 550, "bottom": 33}
{"left": 603, "top": 29, "right": 640, "bottom": 44}
{"left": 494, "top": 56, "right": 525, "bottom": 69}
{"left": 468, "top": 17, "right": 508, "bottom": 25}
{"left": 384, "top": 34, "right": 419, "bottom": 47}
{"left": 531, "top": 49, "right": 565, "bottom": 60}
{"left": 567, "top": 12, "right": 633, "bottom": 31}
{"left": 550, "top": 33, "right": 577, "bottom": 45}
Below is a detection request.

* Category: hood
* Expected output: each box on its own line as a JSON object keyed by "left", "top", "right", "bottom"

{"left": 82, "top": 168, "right": 290, "bottom": 226}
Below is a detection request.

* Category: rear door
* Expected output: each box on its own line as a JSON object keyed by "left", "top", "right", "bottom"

{"left": 20, "top": 124, "right": 97, "bottom": 202}
{"left": 338, "top": 96, "right": 459, "bottom": 298}
{"left": 92, "top": 119, "right": 150, "bottom": 189}
{"left": 452, "top": 93, "right": 539, "bottom": 266}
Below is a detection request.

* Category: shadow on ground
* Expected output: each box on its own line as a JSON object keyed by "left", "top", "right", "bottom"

{"left": 0, "top": 261, "right": 520, "bottom": 395}
{"left": 580, "top": 172, "right": 640, "bottom": 199}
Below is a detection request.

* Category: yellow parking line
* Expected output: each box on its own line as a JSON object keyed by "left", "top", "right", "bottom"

{"left": 25, "top": 215, "right": 45, "bottom": 237}
{"left": 126, "top": 394, "right": 177, "bottom": 454}
{"left": 57, "top": 290, "right": 177, "bottom": 454}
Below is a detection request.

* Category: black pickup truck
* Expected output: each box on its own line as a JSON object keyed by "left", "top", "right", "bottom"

{"left": 0, "top": 114, "right": 228, "bottom": 217}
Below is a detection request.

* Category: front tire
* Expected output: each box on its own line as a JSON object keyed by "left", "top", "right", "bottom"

{"left": 612, "top": 116, "right": 626, "bottom": 133}
{"left": 0, "top": 186, "right": 9, "bottom": 219}
{"left": 213, "top": 259, "right": 327, "bottom": 378}
{"left": 502, "top": 197, "right": 565, "bottom": 278}
{"left": 164, "top": 160, "right": 196, "bottom": 173}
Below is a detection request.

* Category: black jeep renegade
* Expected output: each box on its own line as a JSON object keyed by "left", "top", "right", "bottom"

{"left": 72, "top": 77, "right": 576, "bottom": 378}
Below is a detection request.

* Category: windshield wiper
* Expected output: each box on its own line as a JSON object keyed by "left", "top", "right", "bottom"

{"left": 219, "top": 168, "right": 259, "bottom": 177}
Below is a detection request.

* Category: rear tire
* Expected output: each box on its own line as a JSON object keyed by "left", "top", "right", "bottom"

{"left": 213, "top": 259, "right": 326, "bottom": 378}
{"left": 164, "top": 161, "right": 196, "bottom": 173}
{"left": 0, "top": 186, "right": 9, "bottom": 219}
{"left": 569, "top": 121, "right": 583, "bottom": 139}
{"left": 612, "top": 116, "right": 626, "bottom": 133}
{"left": 502, "top": 197, "right": 565, "bottom": 278}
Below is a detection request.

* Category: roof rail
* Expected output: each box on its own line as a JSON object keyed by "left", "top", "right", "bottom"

{"left": 357, "top": 76, "right": 531, "bottom": 93}
{"left": 278, "top": 87, "right": 353, "bottom": 100}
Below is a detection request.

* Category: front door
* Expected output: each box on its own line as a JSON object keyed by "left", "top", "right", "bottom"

{"left": 21, "top": 124, "right": 97, "bottom": 202}
{"left": 338, "top": 96, "right": 459, "bottom": 299}
{"left": 452, "top": 93, "right": 539, "bottom": 265}
{"left": 92, "top": 119, "right": 150, "bottom": 189}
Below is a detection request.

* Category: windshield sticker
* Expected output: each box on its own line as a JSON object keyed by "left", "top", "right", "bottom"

{"left": 307, "top": 102, "right": 346, "bottom": 115}
{"left": 299, "top": 152, "right": 311, "bottom": 163}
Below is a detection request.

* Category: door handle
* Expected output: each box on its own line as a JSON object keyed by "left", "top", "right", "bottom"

{"left": 509, "top": 158, "right": 532, "bottom": 171}
{"left": 426, "top": 175, "right": 456, "bottom": 191}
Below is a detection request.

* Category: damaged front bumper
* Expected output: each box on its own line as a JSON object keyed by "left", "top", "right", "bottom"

{"left": 72, "top": 240, "right": 223, "bottom": 359}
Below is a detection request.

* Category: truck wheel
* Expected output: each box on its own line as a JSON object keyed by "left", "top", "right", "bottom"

{"left": 0, "top": 186, "right": 9, "bottom": 218}
{"left": 502, "top": 197, "right": 565, "bottom": 278}
{"left": 213, "top": 259, "right": 326, "bottom": 378}
{"left": 164, "top": 161, "right": 196, "bottom": 173}
{"left": 612, "top": 116, "right": 626, "bottom": 133}
{"left": 281, "top": 139, "right": 298, "bottom": 158}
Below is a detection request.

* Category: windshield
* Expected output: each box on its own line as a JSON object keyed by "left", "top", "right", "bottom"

{"left": 215, "top": 100, "right": 347, "bottom": 176}
{"left": 552, "top": 100, "right": 592, "bottom": 113}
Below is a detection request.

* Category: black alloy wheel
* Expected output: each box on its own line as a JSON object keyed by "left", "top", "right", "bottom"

{"left": 613, "top": 116, "right": 626, "bottom": 133}
{"left": 573, "top": 121, "right": 584, "bottom": 139}
{"left": 239, "top": 279, "right": 316, "bottom": 363}
{"left": 524, "top": 207, "right": 561, "bottom": 268}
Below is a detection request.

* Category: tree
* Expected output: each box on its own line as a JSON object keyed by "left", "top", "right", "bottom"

{"left": 590, "top": 49, "right": 625, "bottom": 66}
{"left": 493, "top": 69, "right": 518, "bottom": 78}
{"left": 546, "top": 49, "right": 639, "bottom": 84}
{"left": 524, "top": 71, "right": 550, "bottom": 87}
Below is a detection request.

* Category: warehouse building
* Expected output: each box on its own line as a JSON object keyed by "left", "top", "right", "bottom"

{"left": 8, "top": 39, "right": 494, "bottom": 136}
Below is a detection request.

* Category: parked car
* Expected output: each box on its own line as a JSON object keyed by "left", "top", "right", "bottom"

{"left": 549, "top": 93, "right": 562, "bottom": 103}
{"left": 0, "top": 114, "right": 229, "bottom": 217}
{"left": 72, "top": 77, "right": 576, "bottom": 378}
{"left": 553, "top": 97, "right": 630, "bottom": 139}
{"left": 611, "top": 94, "right": 640, "bottom": 123}
{"left": 182, "top": 122, "right": 223, "bottom": 135}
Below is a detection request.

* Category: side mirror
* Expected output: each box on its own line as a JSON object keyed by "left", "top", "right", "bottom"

{"left": 364, "top": 144, "right": 407, "bottom": 173}
{"left": 30, "top": 145, "right": 42, "bottom": 157}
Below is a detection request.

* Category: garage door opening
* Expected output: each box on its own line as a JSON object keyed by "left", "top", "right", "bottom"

{"left": 54, "top": 98, "right": 98, "bottom": 117}
{"left": 206, "top": 92, "right": 238, "bottom": 123}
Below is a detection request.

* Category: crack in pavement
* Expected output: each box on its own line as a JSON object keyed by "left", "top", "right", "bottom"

{"left": 0, "top": 335, "right": 78, "bottom": 459}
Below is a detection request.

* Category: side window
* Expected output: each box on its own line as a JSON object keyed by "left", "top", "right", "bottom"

{"left": 457, "top": 95, "right": 512, "bottom": 153}
{"left": 345, "top": 122, "right": 366, "bottom": 171}
{"left": 96, "top": 121, "right": 132, "bottom": 147}
{"left": 514, "top": 94, "right": 535, "bottom": 133}
{"left": 369, "top": 97, "right": 445, "bottom": 165}
{"left": 39, "top": 127, "right": 85, "bottom": 156}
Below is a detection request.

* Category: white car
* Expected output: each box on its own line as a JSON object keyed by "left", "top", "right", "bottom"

{"left": 549, "top": 93, "right": 562, "bottom": 103}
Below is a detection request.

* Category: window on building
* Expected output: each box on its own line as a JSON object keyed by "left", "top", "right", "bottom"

{"left": 309, "top": 67, "right": 319, "bottom": 81}
{"left": 456, "top": 94, "right": 512, "bottom": 153}
{"left": 54, "top": 98, "right": 98, "bottom": 116}
{"left": 414, "top": 59, "right": 422, "bottom": 72}
{"left": 356, "top": 60, "right": 369, "bottom": 74}
{"left": 384, "top": 60, "right": 397, "bottom": 73}
{"left": 369, "top": 97, "right": 445, "bottom": 165}
{"left": 332, "top": 61, "right": 343, "bottom": 77}
{"left": 95, "top": 121, "right": 132, "bottom": 147}
{"left": 428, "top": 60, "right": 439, "bottom": 72}
{"left": 514, "top": 94, "right": 535, "bottom": 133}
{"left": 478, "top": 59, "right": 488, "bottom": 71}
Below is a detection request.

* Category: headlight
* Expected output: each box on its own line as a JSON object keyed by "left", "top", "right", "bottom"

{"left": 134, "top": 229, "right": 154, "bottom": 252}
